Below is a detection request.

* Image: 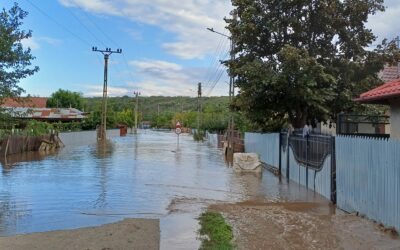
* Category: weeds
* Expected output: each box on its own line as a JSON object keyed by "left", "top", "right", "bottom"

{"left": 198, "top": 211, "right": 234, "bottom": 250}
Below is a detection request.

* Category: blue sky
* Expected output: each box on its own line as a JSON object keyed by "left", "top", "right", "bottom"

{"left": 4, "top": 0, "right": 400, "bottom": 97}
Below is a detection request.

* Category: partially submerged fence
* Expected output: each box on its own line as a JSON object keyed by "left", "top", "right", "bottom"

{"left": 0, "top": 134, "right": 61, "bottom": 157}
{"left": 245, "top": 132, "right": 400, "bottom": 231}
{"left": 245, "top": 133, "right": 280, "bottom": 168}
{"left": 336, "top": 136, "right": 400, "bottom": 231}
{"left": 280, "top": 132, "right": 335, "bottom": 201}
{"left": 205, "top": 132, "right": 219, "bottom": 147}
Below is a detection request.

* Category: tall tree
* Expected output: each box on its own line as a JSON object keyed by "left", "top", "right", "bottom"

{"left": 0, "top": 3, "right": 39, "bottom": 101}
{"left": 47, "top": 89, "right": 85, "bottom": 110}
{"left": 226, "top": 0, "right": 398, "bottom": 130}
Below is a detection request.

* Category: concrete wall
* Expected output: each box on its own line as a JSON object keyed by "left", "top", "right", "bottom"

{"left": 390, "top": 99, "right": 400, "bottom": 139}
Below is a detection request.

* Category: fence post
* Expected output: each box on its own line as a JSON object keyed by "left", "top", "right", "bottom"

{"left": 306, "top": 135, "right": 309, "bottom": 188}
{"left": 286, "top": 133, "right": 290, "bottom": 179}
{"left": 278, "top": 133, "right": 282, "bottom": 176}
{"left": 330, "top": 136, "right": 337, "bottom": 204}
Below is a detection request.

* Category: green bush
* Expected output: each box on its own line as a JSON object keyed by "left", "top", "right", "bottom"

{"left": 193, "top": 130, "right": 205, "bottom": 141}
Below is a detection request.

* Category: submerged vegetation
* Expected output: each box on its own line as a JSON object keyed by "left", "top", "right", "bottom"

{"left": 198, "top": 211, "right": 234, "bottom": 250}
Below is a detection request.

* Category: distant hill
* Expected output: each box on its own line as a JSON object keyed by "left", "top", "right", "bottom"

{"left": 84, "top": 96, "right": 230, "bottom": 121}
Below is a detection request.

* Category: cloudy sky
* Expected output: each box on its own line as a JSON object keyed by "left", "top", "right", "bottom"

{"left": 5, "top": 0, "right": 400, "bottom": 97}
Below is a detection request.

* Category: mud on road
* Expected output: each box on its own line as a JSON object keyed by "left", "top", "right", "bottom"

{"left": 210, "top": 201, "right": 400, "bottom": 250}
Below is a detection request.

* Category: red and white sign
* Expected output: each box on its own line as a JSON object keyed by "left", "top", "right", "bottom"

{"left": 175, "top": 121, "right": 182, "bottom": 135}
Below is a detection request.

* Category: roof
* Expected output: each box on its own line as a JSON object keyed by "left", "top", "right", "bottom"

{"left": 356, "top": 79, "right": 400, "bottom": 104}
{"left": 4, "top": 107, "right": 86, "bottom": 121}
{"left": 378, "top": 64, "right": 400, "bottom": 83}
{"left": 1, "top": 97, "right": 48, "bottom": 108}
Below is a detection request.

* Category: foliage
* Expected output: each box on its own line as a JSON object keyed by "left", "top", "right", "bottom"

{"left": 115, "top": 109, "right": 134, "bottom": 128}
{"left": 25, "top": 120, "right": 54, "bottom": 136}
{"left": 226, "top": 0, "right": 400, "bottom": 130}
{"left": 193, "top": 130, "right": 205, "bottom": 141}
{"left": 47, "top": 89, "right": 85, "bottom": 110}
{"left": 198, "top": 211, "right": 234, "bottom": 250}
{"left": 0, "top": 3, "right": 39, "bottom": 102}
{"left": 53, "top": 121, "right": 82, "bottom": 132}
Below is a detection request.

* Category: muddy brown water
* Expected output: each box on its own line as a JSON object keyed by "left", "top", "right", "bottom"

{"left": 0, "top": 130, "right": 398, "bottom": 249}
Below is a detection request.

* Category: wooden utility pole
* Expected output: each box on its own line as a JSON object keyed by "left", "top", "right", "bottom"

{"left": 134, "top": 91, "right": 141, "bottom": 134}
{"left": 197, "top": 82, "right": 202, "bottom": 131}
{"left": 207, "top": 12, "right": 237, "bottom": 159}
{"left": 92, "top": 47, "right": 122, "bottom": 141}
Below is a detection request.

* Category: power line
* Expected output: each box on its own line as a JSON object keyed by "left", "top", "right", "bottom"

{"left": 24, "top": 0, "right": 105, "bottom": 66}
{"left": 204, "top": 38, "right": 229, "bottom": 91}
{"left": 206, "top": 67, "right": 225, "bottom": 96}
{"left": 63, "top": 7, "right": 107, "bottom": 48}
{"left": 78, "top": 8, "right": 138, "bottom": 88}
{"left": 24, "top": 0, "right": 91, "bottom": 47}
{"left": 203, "top": 36, "right": 227, "bottom": 90}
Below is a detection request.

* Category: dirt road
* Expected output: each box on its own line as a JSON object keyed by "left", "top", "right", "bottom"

{"left": 210, "top": 201, "right": 400, "bottom": 250}
{"left": 0, "top": 219, "right": 159, "bottom": 250}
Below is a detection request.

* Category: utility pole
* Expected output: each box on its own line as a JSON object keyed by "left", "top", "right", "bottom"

{"left": 396, "top": 36, "right": 400, "bottom": 48}
{"left": 197, "top": 82, "right": 202, "bottom": 131}
{"left": 134, "top": 91, "right": 141, "bottom": 134}
{"left": 207, "top": 12, "right": 237, "bottom": 159}
{"left": 396, "top": 36, "right": 400, "bottom": 78}
{"left": 92, "top": 47, "right": 122, "bottom": 141}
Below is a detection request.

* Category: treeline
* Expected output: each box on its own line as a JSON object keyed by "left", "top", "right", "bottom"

{"left": 82, "top": 96, "right": 233, "bottom": 132}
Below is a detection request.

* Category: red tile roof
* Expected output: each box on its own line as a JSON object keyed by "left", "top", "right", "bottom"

{"left": 1, "top": 97, "right": 48, "bottom": 108}
{"left": 357, "top": 79, "right": 400, "bottom": 104}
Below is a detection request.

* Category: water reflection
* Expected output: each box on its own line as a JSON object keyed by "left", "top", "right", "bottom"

{"left": 0, "top": 130, "right": 332, "bottom": 248}
{"left": 92, "top": 140, "right": 115, "bottom": 160}
{"left": 0, "top": 151, "right": 57, "bottom": 170}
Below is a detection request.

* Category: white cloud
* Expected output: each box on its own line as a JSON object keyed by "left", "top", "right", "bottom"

{"left": 21, "top": 36, "right": 63, "bottom": 51}
{"left": 83, "top": 85, "right": 131, "bottom": 97}
{"left": 126, "top": 59, "right": 228, "bottom": 96}
{"left": 21, "top": 37, "right": 40, "bottom": 50}
{"left": 367, "top": 0, "right": 400, "bottom": 42}
{"left": 59, "top": 0, "right": 232, "bottom": 59}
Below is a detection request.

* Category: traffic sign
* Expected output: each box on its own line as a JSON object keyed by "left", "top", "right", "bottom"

{"left": 176, "top": 121, "right": 181, "bottom": 128}
{"left": 175, "top": 128, "right": 182, "bottom": 135}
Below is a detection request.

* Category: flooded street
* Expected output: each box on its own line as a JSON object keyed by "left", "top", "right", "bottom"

{"left": 0, "top": 130, "right": 399, "bottom": 249}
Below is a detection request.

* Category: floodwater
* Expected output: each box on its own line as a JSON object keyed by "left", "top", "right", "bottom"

{"left": 0, "top": 130, "right": 382, "bottom": 249}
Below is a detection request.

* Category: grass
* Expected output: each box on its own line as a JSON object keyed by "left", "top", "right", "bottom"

{"left": 198, "top": 211, "right": 235, "bottom": 250}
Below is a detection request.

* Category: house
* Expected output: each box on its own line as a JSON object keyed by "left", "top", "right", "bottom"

{"left": 1, "top": 97, "right": 87, "bottom": 122}
{"left": 317, "top": 64, "right": 399, "bottom": 136}
{"left": 356, "top": 79, "right": 400, "bottom": 139}
{"left": 1, "top": 97, "right": 48, "bottom": 108}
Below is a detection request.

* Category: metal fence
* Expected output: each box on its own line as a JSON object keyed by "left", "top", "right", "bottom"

{"left": 280, "top": 132, "right": 335, "bottom": 201}
{"left": 336, "top": 136, "right": 400, "bottom": 231}
{"left": 337, "top": 114, "right": 390, "bottom": 138}
{"left": 244, "top": 133, "right": 280, "bottom": 168}
{"left": 245, "top": 132, "right": 400, "bottom": 231}
{"left": 206, "top": 132, "right": 219, "bottom": 148}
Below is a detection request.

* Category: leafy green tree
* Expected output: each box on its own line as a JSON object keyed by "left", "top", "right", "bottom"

{"left": 47, "top": 89, "right": 85, "bottom": 110}
{"left": 226, "top": 0, "right": 399, "bottom": 130}
{"left": 0, "top": 3, "right": 39, "bottom": 101}
{"left": 115, "top": 109, "right": 134, "bottom": 128}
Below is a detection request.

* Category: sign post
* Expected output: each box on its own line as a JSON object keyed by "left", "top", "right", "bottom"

{"left": 175, "top": 121, "right": 182, "bottom": 144}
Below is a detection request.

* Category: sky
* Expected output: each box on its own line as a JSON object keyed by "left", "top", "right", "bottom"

{"left": 3, "top": 0, "right": 400, "bottom": 98}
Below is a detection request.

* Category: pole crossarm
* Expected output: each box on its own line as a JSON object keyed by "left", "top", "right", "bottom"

{"left": 92, "top": 47, "right": 122, "bottom": 55}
